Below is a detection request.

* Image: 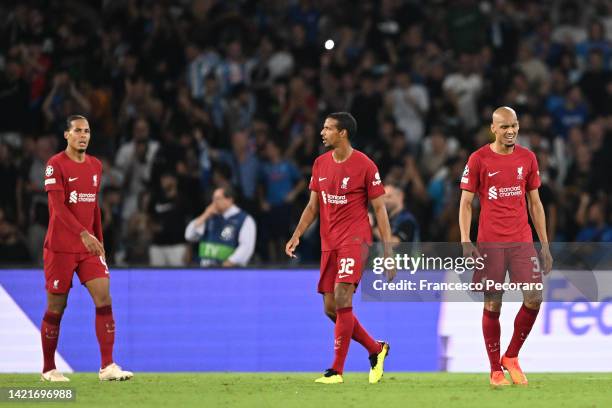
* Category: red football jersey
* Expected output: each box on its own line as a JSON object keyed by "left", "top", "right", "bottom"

{"left": 309, "top": 149, "right": 385, "bottom": 251}
{"left": 460, "top": 144, "right": 541, "bottom": 243}
{"left": 44, "top": 152, "right": 103, "bottom": 253}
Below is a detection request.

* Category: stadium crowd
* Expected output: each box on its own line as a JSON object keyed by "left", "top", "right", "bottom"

{"left": 0, "top": 0, "right": 611, "bottom": 266}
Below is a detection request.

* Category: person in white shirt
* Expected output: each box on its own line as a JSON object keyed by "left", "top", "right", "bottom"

{"left": 184, "top": 186, "right": 256, "bottom": 267}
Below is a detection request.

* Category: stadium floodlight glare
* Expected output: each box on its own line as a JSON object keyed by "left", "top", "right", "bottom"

{"left": 324, "top": 39, "right": 334, "bottom": 50}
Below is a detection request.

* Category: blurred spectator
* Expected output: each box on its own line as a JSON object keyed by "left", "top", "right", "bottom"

{"left": 124, "top": 191, "right": 152, "bottom": 265}
{"left": 0, "top": 59, "right": 29, "bottom": 132}
{"left": 226, "top": 83, "right": 256, "bottom": 134}
{"left": 148, "top": 173, "right": 190, "bottom": 267}
{"left": 575, "top": 195, "right": 612, "bottom": 242}
{"left": 420, "top": 128, "right": 459, "bottom": 181}
{"left": 579, "top": 49, "right": 611, "bottom": 117}
{"left": 100, "top": 186, "right": 122, "bottom": 264}
{"left": 0, "top": 208, "right": 30, "bottom": 264}
{"left": 374, "top": 184, "right": 419, "bottom": 243}
{"left": 552, "top": 86, "right": 589, "bottom": 138}
{"left": 185, "top": 42, "right": 221, "bottom": 101}
{"left": 215, "top": 130, "right": 260, "bottom": 212}
{"left": 442, "top": 53, "right": 483, "bottom": 131}
{"left": 445, "top": 0, "right": 486, "bottom": 54}
{"left": 115, "top": 118, "right": 159, "bottom": 221}
{"left": 217, "top": 40, "right": 255, "bottom": 95}
{"left": 42, "top": 72, "right": 91, "bottom": 138}
{"left": 258, "top": 140, "right": 306, "bottom": 262}
{"left": 185, "top": 186, "right": 256, "bottom": 267}
{"left": 516, "top": 42, "right": 550, "bottom": 88}
{"left": 0, "top": 143, "right": 21, "bottom": 222}
{"left": 349, "top": 72, "right": 382, "bottom": 152}
{"left": 576, "top": 20, "right": 611, "bottom": 67}
{"left": 385, "top": 70, "right": 429, "bottom": 147}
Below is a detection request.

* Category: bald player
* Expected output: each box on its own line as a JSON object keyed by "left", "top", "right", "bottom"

{"left": 459, "top": 107, "right": 553, "bottom": 387}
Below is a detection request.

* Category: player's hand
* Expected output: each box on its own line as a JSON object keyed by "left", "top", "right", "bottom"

{"left": 540, "top": 245, "right": 553, "bottom": 275}
{"left": 384, "top": 265, "right": 397, "bottom": 282}
{"left": 383, "top": 243, "right": 396, "bottom": 282}
{"left": 80, "top": 231, "right": 105, "bottom": 256}
{"left": 285, "top": 236, "right": 299, "bottom": 258}
{"left": 462, "top": 242, "right": 481, "bottom": 260}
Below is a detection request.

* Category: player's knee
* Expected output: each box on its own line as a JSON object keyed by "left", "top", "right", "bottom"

{"left": 47, "top": 303, "right": 66, "bottom": 314}
{"left": 334, "top": 293, "right": 351, "bottom": 309}
{"left": 523, "top": 291, "right": 543, "bottom": 309}
{"left": 47, "top": 294, "right": 67, "bottom": 313}
{"left": 484, "top": 300, "right": 502, "bottom": 313}
{"left": 93, "top": 294, "right": 112, "bottom": 307}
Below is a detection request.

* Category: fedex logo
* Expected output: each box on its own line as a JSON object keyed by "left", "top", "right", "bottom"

{"left": 543, "top": 278, "right": 612, "bottom": 335}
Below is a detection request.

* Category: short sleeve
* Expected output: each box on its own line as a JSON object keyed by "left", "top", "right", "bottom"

{"left": 309, "top": 160, "right": 319, "bottom": 192}
{"left": 44, "top": 158, "right": 63, "bottom": 192}
{"left": 366, "top": 160, "right": 385, "bottom": 200}
{"left": 459, "top": 153, "right": 480, "bottom": 193}
{"left": 526, "top": 152, "right": 541, "bottom": 191}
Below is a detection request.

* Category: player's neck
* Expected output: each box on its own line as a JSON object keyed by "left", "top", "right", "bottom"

{"left": 490, "top": 141, "right": 515, "bottom": 155}
{"left": 65, "top": 147, "right": 86, "bottom": 163}
{"left": 332, "top": 144, "right": 353, "bottom": 163}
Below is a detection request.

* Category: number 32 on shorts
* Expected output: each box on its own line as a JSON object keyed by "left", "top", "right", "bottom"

{"left": 338, "top": 258, "right": 355, "bottom": 275}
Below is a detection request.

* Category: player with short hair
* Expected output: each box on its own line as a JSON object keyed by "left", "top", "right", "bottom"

{"left": 459, "top": 106, "right": 553, "bottom": 387}
{"left": 286, "top": 112, "right": 396, "bottom": 384}
{"left": 41, "top": 115, "right": 133, "bottom": 382}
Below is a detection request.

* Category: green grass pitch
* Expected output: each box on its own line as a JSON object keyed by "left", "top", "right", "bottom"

{"left": 1, "top": 373, "right": 611, "bottom": 407}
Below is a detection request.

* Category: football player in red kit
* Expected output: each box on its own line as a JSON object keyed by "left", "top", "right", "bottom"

{"left": 41, "top": 115, "right": 133, "bottom": 382}
{"left": 459, "top": 107, "right": 553, "bottom": 387}
{"left": 286, "top": 112, "right": 396, "bottom": 384}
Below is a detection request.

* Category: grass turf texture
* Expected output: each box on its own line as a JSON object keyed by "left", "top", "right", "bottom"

{"left": 1, "top": 373, "right": 611, "bottom": 408}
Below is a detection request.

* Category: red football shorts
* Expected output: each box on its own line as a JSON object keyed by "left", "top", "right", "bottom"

{"left": 472, "top": 243, "right": 541, "bottom": 291}
{"left": 318, "top": 244, "right": 369, "bottom": 293}
{"left": 43, "top": 249, "right": 110, "bottom": 294}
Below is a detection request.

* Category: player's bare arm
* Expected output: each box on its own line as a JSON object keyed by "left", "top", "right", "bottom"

{"left": 370, "top": 195, "right": 396, "bottom": 282}
{"left": 458, "top": 190, "right": 481, "bottom": 259}
{"left": 285, "top": 191, "right": 319, "bottom": 258}
{"left": 526, "top": 189, "right": 553, "bottom": 275}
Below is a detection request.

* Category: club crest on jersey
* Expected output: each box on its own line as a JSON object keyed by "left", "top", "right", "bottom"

{"left": 45, "top": 165, "right": 54, "bottom": 177}
{"left": 93, "top": 174, "right": 98, "bottom": 187}
{"left": 517, "top": 166, "right": 523, "bottom": 180}
{"left": 341, "top": 177, "right": 350, "bottom": 189}
{"left": 372, "top": 172, "right": 382, "bottom": 186}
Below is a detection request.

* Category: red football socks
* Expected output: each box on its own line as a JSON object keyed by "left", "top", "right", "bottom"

{"left": 41, "top": 310, "right": 62, "bottom": 373}
{"left": 352, "top": 316, "right": 382, "bottom": 355}
{"left": 95, "top": 305, "right": 115, "bottom": 369}
{"left": 505, "top": 304, "right": 539, "bottom": 358}
{"left": 331, "top": 307, "right": 355, "bottom": 374}
{"left": 482, "top": 309, "right": 502, "bottom": 372}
